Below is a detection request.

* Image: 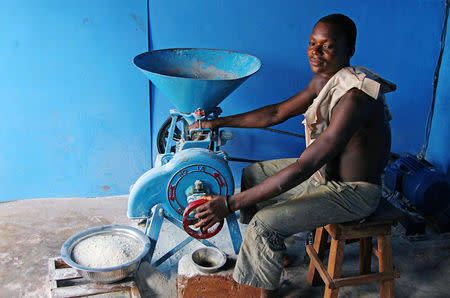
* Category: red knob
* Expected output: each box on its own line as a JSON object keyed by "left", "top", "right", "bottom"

{"left": 194, "top": 108, "right": 205, "bottom": 117}
{"left": 182, "top": 199, "right": 224, "bottom": 239}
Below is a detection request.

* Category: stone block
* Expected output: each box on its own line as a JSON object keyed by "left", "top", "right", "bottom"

{"left": 177, "top": 254, "right": 260, "bottom": 297}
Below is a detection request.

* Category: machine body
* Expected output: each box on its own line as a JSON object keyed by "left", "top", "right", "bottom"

{"left": 128, "top": 147, "right": 234, "bottom": 222}
{"left": 127, "top": 48, "right": 261, "bottom": 266}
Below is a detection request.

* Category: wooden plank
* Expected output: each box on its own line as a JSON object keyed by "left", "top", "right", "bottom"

{"left": 51, "top": 268, "right": 81, "bottom": 281}
{"left": 334, "top": 271, "right": 400, "bottom": 288}
{"left": 330, "top": 224, "right": 392, "bottom": 240}
{"left": 130, "top": 286, "right": 141, "bottom": 298}
{"left": 372, "top": 246, "right": 381, "bottom": 259}
{"left": 49, "top": 257, "right": 82, "bottom": 281}
{"left": 359, "top": 237, "right": 372, "bottom": 274}
{"left": 48, "top": 257, "right": 141, "bottom": 298}
{"left": 306, "top": 244, "right": 335, "bottom": 289}
{"left": 341, "top": 201, "right": 403, "bottom": 228}
{"left": 48, "top": 258, "right": 58, "bottom": 290}
{"left": 325, "top": 202, "right": 402, "bottom": 240}
{"left": 324, "top": 239, "right": 345, "bottom": 298}
{"left": 307, "top": 227, "right": 329, "bottom": 286}
{"left": 324, "top": 224, "right": 339, "bottom": 239}
{"left": 53, "top": 257, "right": 71, "bottom": 268}
{"left": 378, "top": 235, "right": 395, "bottom": 297}
{"left": 51, "top": 280, "right": 138, "bottom": 298}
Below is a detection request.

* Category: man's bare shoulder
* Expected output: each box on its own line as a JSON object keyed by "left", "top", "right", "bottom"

{"left": 340, "top": 88, "right": 377, "bottom": 109}
{"left": 345, "top": 87, "right": 373, "bottom": 99}
{"left": 308, "top": 74, "right": 332, "bottom": 96}
{"left": 330, "top": 88, "right": 377, "bottom": 126}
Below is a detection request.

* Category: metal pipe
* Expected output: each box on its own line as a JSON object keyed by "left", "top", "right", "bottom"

{"left": 226, "top": 156, "right": 262, "bottom": 163}
{"left": 258, "top": 127, "right": 305, "bottom": 138}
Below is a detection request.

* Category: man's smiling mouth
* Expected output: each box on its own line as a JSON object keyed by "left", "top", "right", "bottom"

{"left": 309, "top": 57, "right": 324, "bottom": 66}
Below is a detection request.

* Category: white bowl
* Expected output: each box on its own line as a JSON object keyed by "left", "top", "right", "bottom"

{"left": 191, "top": 247, "right": 226, "bottom": 274}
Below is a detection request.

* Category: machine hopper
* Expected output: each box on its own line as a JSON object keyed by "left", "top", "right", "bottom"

{"left": 133, "top": 48, "right": 261, "bottom": 113}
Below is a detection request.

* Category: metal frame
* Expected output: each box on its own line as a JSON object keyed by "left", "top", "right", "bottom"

{"left": 143, "top": 204, "right": 242, "bottom": 267}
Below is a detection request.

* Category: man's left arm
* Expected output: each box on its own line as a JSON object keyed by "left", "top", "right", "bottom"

{"left": 195, "top": 89, "right": 374, "bottom": 229}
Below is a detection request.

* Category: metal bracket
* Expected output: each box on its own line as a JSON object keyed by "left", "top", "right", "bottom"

{"left": 142, "top": 204, "right": 242, "bottom": 267}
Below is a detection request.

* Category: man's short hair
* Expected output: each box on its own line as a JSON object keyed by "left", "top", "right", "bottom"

{"left": 317, "top": 14, "right": 357, "bottom": 50}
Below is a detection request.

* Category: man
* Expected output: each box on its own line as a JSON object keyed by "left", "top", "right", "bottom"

{"left": 191, "top": 14, "right": 395, "bottom": 296}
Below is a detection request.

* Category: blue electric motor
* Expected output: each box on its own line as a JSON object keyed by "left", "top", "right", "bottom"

{"left": 384, "top": 154, "right": 449, "bottom": 229}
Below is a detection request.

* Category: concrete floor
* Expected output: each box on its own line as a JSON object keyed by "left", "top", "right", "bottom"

{"left": 1, "top": 196, "right": 449, "bottom": 298}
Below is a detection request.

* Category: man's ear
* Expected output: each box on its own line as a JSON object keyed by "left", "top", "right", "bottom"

{"left": 348, "top": 47, "right": 355, "bottom": 58}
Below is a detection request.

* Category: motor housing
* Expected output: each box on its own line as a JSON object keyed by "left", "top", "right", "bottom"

{"left": 384, "top": 154, "right": 450, "bottom": 233}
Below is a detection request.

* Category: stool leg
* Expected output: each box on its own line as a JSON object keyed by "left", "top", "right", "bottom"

{"left": 324, "top": 239, "right": 345, "bottom": 298}
{"left": 359, "top": 237, "right": 372, "bottom": 274}
{"left": 307, "top": 227, "right": 329, "bottom": 286}
{"left": 377, "top": 235, "right": 395, "bottom": 298}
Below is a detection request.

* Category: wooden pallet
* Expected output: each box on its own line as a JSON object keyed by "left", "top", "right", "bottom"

{"left": 48, "top": 257, "right": 141, "bottom": 298}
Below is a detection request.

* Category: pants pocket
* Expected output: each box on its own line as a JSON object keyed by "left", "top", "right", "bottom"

{"left": 251, "top": 219, "right": 286, "bottom": 252}
{"left": 327, "top": 180, "right": 355, "bottom": 192}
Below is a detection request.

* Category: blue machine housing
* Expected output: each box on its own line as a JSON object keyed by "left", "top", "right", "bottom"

{"left": 128, "top": 148, "right": 234, "bottom": 221}
{"left": 384, "top": 154, "right": 450, "bottom": 215}
{"left": 127, "top": 48, "right": 259, "bottom": 260}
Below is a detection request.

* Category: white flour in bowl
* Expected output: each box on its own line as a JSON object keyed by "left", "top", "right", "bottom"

{"left": 72, "top": 234, "right": 141, "bottom": 269}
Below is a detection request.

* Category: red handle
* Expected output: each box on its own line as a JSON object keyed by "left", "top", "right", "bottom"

{"left": 182, "top": 198, "right": 224, "bottom": 239}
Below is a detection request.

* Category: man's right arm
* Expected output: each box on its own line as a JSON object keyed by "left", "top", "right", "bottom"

{"left": 191, "top": 77, "right": 319, "bottom": 130}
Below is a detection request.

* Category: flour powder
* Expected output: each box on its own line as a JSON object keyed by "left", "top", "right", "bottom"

{"left": 72, "top": 234, "right": 141, "bottom": 269}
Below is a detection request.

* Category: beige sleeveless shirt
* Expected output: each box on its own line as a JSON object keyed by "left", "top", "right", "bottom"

{"left": 302, "top": 66, "right": 396, "bottom": 183}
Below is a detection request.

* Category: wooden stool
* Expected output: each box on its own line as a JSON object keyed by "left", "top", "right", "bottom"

{"left": 306, "top": 201, "right": 402, "bottom": 298}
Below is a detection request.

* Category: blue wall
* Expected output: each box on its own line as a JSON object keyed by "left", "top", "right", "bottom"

{"left": 427, "top": 4, "right": 450, "bottom": 175}
{"left": 1, "top": 1, "right": 448, "bottom": 201}
{"left": 147, "top": 0, "right": 447, "bottom": 183}
{"left": 0, "top": 1, "right": 150, "bottom": 201}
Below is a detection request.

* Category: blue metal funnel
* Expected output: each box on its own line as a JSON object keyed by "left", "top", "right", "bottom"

{"left": 133, "top": 48, "right": 261, "bottom": 113}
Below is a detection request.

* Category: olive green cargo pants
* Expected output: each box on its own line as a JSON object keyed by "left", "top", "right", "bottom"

{"left": 233, "top": 159, "right": 381, "bottom": 290}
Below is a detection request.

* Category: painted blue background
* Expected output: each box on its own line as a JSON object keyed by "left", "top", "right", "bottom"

{"left": 427, "top": 4, "right": 450, "bottom": 175}
{"left": 147, "top": 0, "right": 449, "bottom": 182}
{"left": 0, "top": 0, "right": 448, "bottom": 201}
{"left": 0, "top": 1, "right": 150, "bottom": 200}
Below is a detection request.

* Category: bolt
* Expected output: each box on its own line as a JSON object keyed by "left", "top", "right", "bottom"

{"left": 194, "top": 180, "right": 203, "bottom": 191}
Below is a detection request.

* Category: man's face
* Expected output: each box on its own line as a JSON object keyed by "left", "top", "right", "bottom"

{"left": 307, "top": 21, "right": 353, "bottom": 77}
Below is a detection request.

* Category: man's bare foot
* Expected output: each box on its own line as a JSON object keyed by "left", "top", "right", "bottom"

{"left": 261, "top": 288, "right": 278, "bottom": 298}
